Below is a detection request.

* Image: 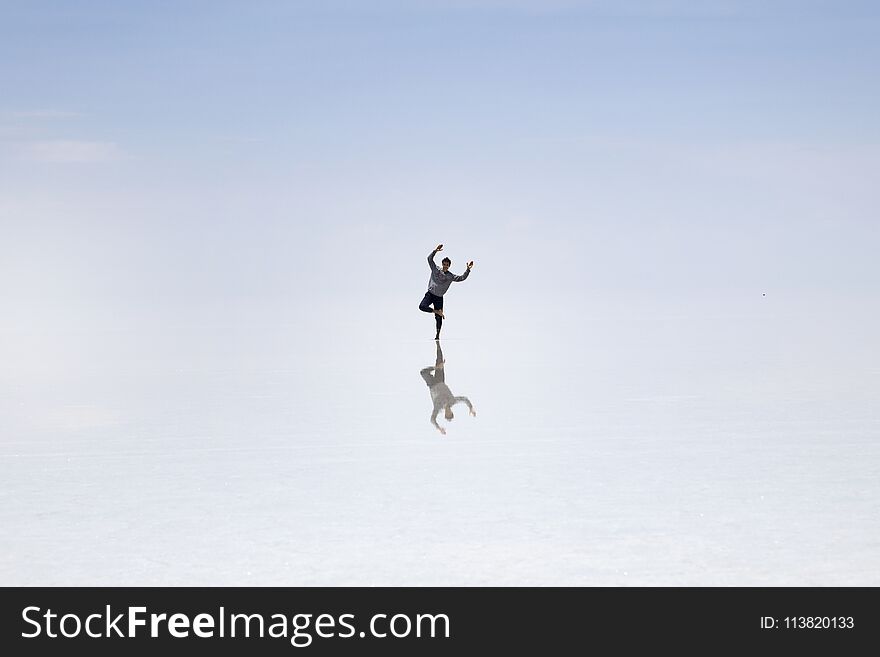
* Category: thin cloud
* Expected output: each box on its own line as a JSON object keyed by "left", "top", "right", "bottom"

{"left": 329, "top": 0, "right": 762, "bottom": 17}
{"left": 214, "top": 136, "right": 266, "bottom": 144}
{"left": 7, "top": 110, "right": 83, "bottom": 120}
{"left": 23, "top": 140, "right": 123, "bottom": 163}
{"left": 0, "top": 125, "right": 25, "bottom": 138}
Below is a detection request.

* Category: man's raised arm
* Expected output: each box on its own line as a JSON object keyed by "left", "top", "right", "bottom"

{"left": 454, "top": 396, "right": 476, "bottom": 417}
{"left": 428, "top": 243, "right": 443, "bottom": 270}
{"left": 453, "top": 260, "right": 474, "bottom": 282}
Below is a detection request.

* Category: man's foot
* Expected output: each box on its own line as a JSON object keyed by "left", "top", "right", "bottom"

{"left": 434, "top": 308, "right": 444, "bottom": 318}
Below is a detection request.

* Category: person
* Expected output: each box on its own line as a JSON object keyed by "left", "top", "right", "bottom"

{"left": 418, "top": 243, "right": 474, "bottom": 340}
{"left": 420, "top": 341, "right": 476, "bottom": 435}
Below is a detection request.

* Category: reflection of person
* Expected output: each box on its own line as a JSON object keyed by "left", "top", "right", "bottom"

{"left": 418, "top": 243, "right": 474, "bottom": 340}
{"left": 420, "top": 341, "right": 475, "bottom": 435}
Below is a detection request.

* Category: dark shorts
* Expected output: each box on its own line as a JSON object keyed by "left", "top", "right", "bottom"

{"left": 419, "top": 291, "right": 443, "bottom": 311}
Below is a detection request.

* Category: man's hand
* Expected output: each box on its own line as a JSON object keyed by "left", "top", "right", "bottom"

{"left": 469, "top": 408, "right": 477, "bottom": 417}
{"left": 435, "top": 244, "right": 444, "bottom": 252}
{"left": 467, "top": 260, "right": 474, "bottom": 270}
{"left": 437, "top": 426, "right": 447, "bottom": 435}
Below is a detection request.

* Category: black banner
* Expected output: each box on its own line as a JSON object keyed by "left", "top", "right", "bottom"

{"left": 0, "top": 587, "right": 875, "bottom": 654}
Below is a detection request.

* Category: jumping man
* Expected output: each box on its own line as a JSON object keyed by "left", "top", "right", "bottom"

{"left": 418, "top": 243, "right": 474, "bottom": 340}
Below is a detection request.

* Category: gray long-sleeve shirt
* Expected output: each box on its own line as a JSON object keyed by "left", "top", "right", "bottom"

{"left": 427, "top": 249, "right": 470, "bottom": 296}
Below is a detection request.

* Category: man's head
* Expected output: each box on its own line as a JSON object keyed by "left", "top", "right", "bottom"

{"left": 441, "top": 257, "right": 451, "bottom": 272}
{"left": 444, "top": 407, "right": 454, "bottom": 420}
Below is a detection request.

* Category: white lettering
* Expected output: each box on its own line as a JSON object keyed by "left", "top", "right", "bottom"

{"left": 43, "top": 609, "right": 58, "bottom": 638}
{"left": 337, "top": 614, "right": 356, "bottom": 638}
{"left": 390, "top": 614, "right": 411, "bottom": 638}
{"left": 86, "top": 613, "right": 103, "bottom": 638}
{"left": 230, "top": 613, "right": 264, "bottom": 638}
{"left": 315, "top": 614, "right": 335, "bottom": 638}
{"left": 291, "top": 614, "right": 313, "bottom": 647}
{"left": 417, "top": 614, "right": 451, "bottom": 638}
{"left": 21, "top": 606, "right": 42, "bottom": 638}
{"left": 193, "top": 613, "right": 215, "bottom": 638}
{"left": 60, "top": 614, "right": 82, "bottom": 638}
{"left": 128, "top": 606, "right": 147, "bottom": 637}
{"left": 106, "top": 606, "right": 125, "bottom": 637}
{"left": 167, "top": 613, "right": 190, "bottom": 638}
{"left": 268, "top": 614, "right": 288, "bottom": 638}
{"left": 150, "top": 613, "right": 167, "bottom": 637}
{"left": 371, "top": 614, "right": 388, "bottom": 638}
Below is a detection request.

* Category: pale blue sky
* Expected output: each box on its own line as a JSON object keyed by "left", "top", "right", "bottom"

{"left": 1, "top": 1, "right": 878, "bottom": 330}
{"left": 3, "top": 1, "right": 877, "bottom": 145}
